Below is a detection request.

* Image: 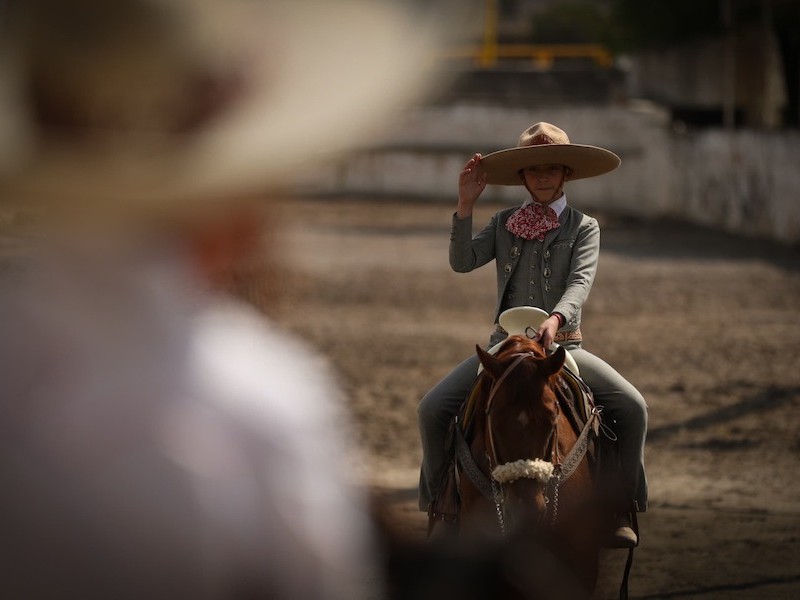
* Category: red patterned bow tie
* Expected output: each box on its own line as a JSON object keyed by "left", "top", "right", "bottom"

{"left": 505, "top": 202, "right": 560, "bottom": 241}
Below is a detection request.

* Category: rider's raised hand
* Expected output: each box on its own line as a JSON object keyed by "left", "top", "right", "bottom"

{"left": 457, "top": 153, "right": 487, "bottom": 218}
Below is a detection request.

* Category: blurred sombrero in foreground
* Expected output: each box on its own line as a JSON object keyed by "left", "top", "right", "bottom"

{"left": 0, "top": 0, "right": 450, "bottom": 220}
{"left": 481, "top": 122, "right": 621, "bottom": 186}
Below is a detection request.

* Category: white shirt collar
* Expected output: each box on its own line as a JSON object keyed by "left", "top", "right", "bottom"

{"left": 522, "top": 192, "right": 568, "bottom": 217}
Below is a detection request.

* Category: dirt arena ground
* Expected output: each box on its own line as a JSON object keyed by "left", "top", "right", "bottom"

{"left": 266, "top": 197, "right": 800, "bottom": 599}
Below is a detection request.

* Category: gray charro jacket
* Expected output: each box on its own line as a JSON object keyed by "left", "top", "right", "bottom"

{"left": 449, "top": 203, "right": 600, "bottom": 334}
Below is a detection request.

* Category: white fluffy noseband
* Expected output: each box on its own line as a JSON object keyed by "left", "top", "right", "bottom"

{"left": 492, "top": 459, "right": 554, "bottom": 484}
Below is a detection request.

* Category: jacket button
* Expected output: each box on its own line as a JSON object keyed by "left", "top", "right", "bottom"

{"left": 504, "top": 263, "right": 512, "bottom": 273}
{"left": 510, "top": 246, "right": 520, "bottom": 258}
{"left": 543, "top": 267, "right": 551, "bottom": 278}
{"left": 544, "top": 250, "right": 551, "bottom": 259}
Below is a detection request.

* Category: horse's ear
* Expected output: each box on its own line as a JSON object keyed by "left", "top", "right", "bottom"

{"left": 540, "top": 345, "right": 566, "bottom": 377}
{"left": 476, "top": 344, "right": 504, "bottom": 380}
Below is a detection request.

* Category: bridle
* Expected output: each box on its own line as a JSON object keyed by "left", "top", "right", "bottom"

{"left": 482, "top": 351, "right": 602, "bottom": 536}
{"left": 482, "top": 352, "right": 557, "bottom": 534}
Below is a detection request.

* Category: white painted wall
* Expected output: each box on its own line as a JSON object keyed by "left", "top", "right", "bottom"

{"left": 294, "top": 103, "right": 800, "bottom": 244}
{"left": 674, "top": 129, "right": 800, "bottom": 243}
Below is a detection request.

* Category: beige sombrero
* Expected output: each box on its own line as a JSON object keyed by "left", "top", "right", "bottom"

{"left": 480, "top": 122, "right": 621, "bottom": 186}
{"left": 478, "top": 307, "right": 580, "bottom": 375}
{"left": 0, "top": 0, "right": 452, "bottom": 221}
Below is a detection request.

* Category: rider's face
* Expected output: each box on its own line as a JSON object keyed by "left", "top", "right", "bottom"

{"left": 520, "top": 164, "right": 569, "bottom": 204}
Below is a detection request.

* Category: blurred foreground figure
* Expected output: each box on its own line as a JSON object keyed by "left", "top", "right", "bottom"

{"left": 0, "top": 0, "right": 442, "bottom": 597}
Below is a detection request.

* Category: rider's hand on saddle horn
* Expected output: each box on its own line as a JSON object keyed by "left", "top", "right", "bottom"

{"left": 534, "top": 313, "right": 563, "bottom": 350}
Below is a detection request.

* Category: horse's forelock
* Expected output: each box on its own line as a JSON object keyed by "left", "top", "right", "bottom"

{"left": 476, "top": 336, "right": 560, "bottom": 419}
{"left": 484, "top": 338, "right": 555, "bottom": 402}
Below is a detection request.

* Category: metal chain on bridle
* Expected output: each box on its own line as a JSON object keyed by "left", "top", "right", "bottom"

{"left": 487, "top": 452, "right": 508, "bottom": 536}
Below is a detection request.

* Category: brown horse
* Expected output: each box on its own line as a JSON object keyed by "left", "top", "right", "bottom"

{"left": 456, "top": 335, "right": 603, "bottom": 595}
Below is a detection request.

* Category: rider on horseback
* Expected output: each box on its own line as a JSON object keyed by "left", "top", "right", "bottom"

{"left": 418, "top": 122, "right": 647, "bottom": 547}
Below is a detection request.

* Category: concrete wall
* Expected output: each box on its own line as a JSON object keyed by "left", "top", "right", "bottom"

{"left": 674, "top": 129, "right": 800, "bottom": 243}
{"left": 629, "top": 23, "right": 787, "bottom": 128}
{"left": 294, "top": 103, "right": 800, "bottom": 245}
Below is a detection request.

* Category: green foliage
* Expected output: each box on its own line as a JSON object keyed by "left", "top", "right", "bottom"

{"left": 529, "top": 1, "right": 616, "bottom": 45}
{"left": 611, "top": 0, "right": 726, "bottom": 51}
{"left": 522, "top": 0, "right": 797, "bottom": 53}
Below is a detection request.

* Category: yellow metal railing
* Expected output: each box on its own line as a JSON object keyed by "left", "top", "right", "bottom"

{"left": 459, "top": 0, "right": 613, "bottom": 69}
{"left": 442, "top": 44, "right": 615, "bottom": 69}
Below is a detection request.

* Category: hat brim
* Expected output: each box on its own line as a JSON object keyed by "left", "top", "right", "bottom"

{"left": 481, "top": 144, "right": 620, "bottom": 185}
{"left": 0, "top": 1, "right": 446, "bottom": 218}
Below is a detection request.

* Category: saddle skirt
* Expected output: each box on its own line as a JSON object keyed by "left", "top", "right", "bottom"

{"left": 554, "top": 365, "right": 600, "bottom": 441}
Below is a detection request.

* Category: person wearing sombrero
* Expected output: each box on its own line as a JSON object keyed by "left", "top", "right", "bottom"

{"left": 0, "top": 0, "right": 444, "bottom": 597}
{"left": 418, "top": 122, "right": 647, "bottom": 547}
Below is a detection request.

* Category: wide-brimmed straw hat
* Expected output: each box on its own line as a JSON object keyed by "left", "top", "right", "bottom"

{"left": 481, "top": 122, "right": 621, "bottom": 186}
{"left": 0, "top": 0, "right": 447, "bottom": 221}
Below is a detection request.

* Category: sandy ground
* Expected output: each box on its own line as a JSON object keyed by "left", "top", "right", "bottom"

{"left": 264, "top": 197, "right": 800, "bottom": 599}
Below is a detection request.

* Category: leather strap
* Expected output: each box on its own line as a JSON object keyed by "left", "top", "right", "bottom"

{"left": 554, "top": 329, "right": 582, "bottom": 343}
{"left": 454, "top": 422, "right": 494, "bottom": 500}
{"left": 554, "top": 407, "right": 600, "bottom": 487}
{"left": 495, "top": 324, "right": 582, "bottom": 343}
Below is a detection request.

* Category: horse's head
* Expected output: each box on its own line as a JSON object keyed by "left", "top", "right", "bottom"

{"left": 474, "top": 335, "right": 566, "bottom": 530}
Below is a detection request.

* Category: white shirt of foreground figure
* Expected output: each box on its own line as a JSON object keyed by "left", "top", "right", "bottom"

{"left": 0, "top": 241, "right": 376, "bottom": 600}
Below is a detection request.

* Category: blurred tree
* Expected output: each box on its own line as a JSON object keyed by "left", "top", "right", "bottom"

{"left": 772, "top": 2, "right": 800, "bottom": 126}
{"left": 528, "top": 1, "right": 615, "bottom": 45}
{"left": 610, "top": 0, "right": 724, "bottom": 50}
{"left": 612, "top": 0, "right": 800, "bottom": 126}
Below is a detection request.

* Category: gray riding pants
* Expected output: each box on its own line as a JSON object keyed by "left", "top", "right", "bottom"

{"left": 417, "top": 344, "right": 648, "bottom": 512}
